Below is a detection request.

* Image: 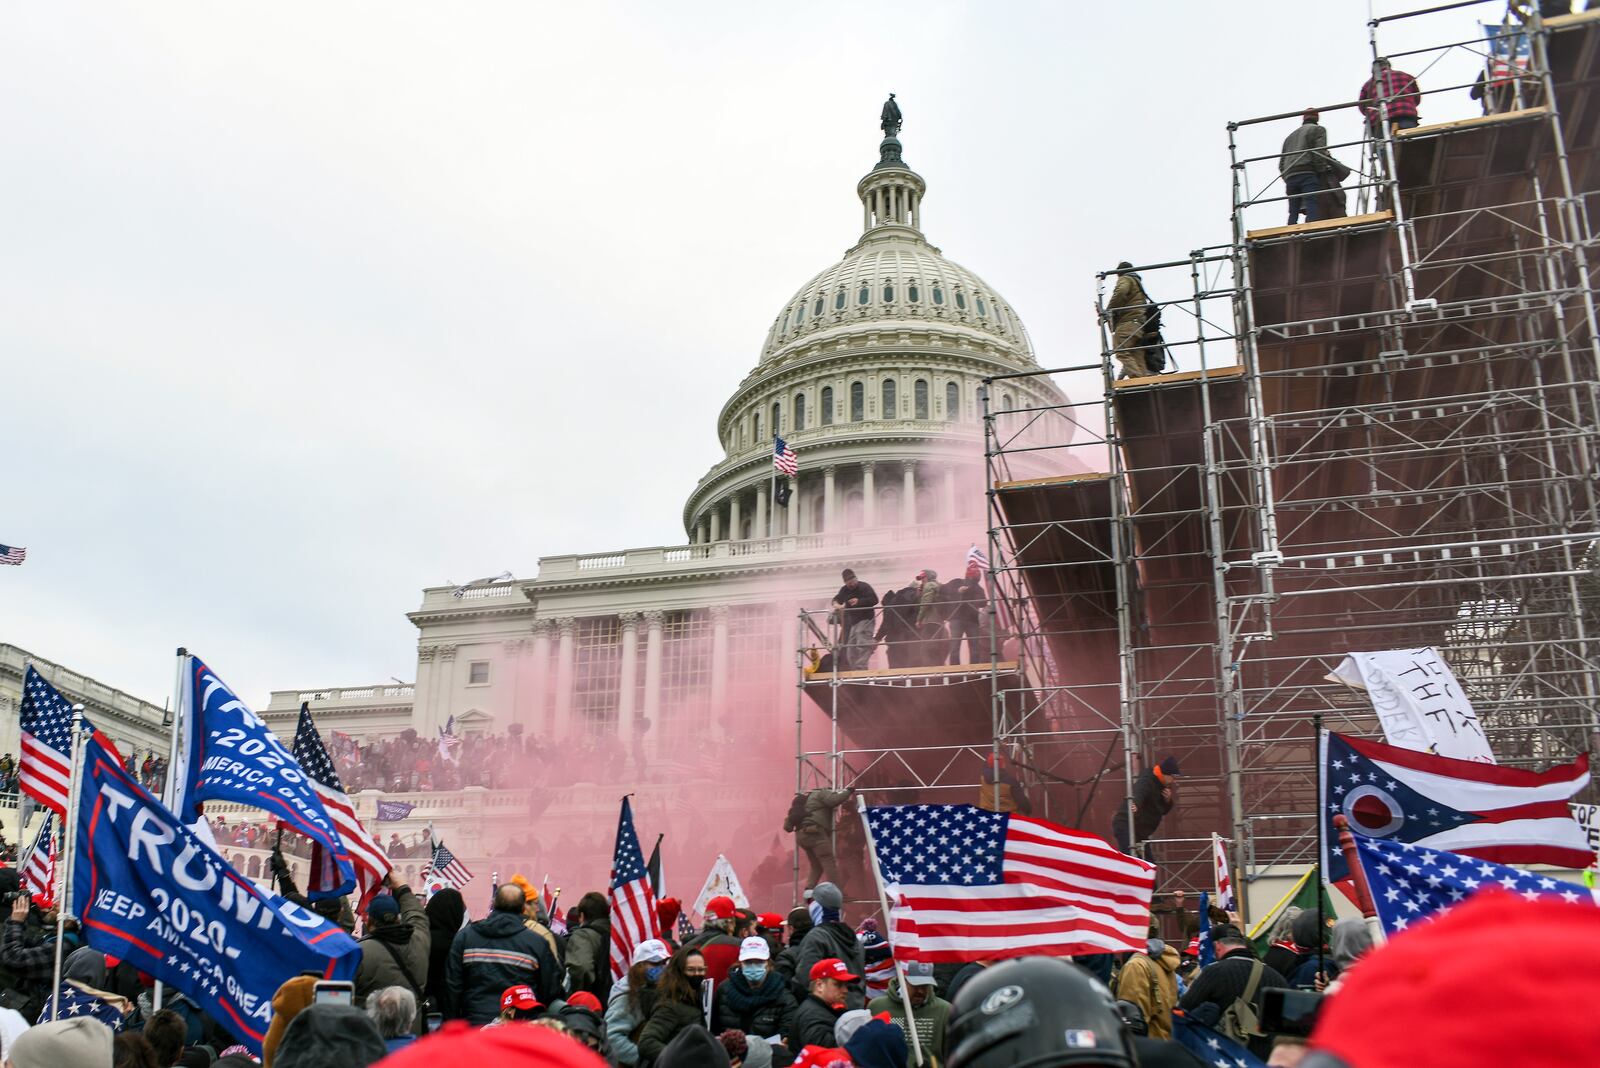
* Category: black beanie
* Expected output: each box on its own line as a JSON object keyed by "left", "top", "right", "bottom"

{"left": 273, "top": 1004, "right": 387, "bottom": 1068}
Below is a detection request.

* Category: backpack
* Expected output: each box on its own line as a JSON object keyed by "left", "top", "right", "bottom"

{"left": 1219, "top": 959, "right": 1266, "bottom": 1045}
{"left": 784, "top": 793, "right": 809, "bottom": 834}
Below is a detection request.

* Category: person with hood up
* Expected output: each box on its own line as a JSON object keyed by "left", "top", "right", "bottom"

{"left": 655, "top": 1024, "right": 731, "bottom": 1068}
{"left": 445, "top": 884, "right": 562, "bottom": 1024}
{"left": 681, "top": 896, "right": 743, "bottom": 984}
{"left": 867, "top": 960, "right": 950, "bottom": 1066}
{"left": 1113, "top": 937, "right": 1181, "bottom": 1040}
{"left": 424, "top": 887, "right": 467, "bottom": 1012}
{"left": 1319, "top": 916, "right": 1375, "bottom": 990}
{"left": 714, "top": 937, "right": 798, "bottom": 1044}
{"left": 1110, "top": 756, "right": 1182, "bottom": 855}
{"left": 791, "top": 884, "right": 864, "bottom": 1010}
{"left": 1284, "top": 909, "right": 1334, "bottom": 989}
{"left": 843, "top": 1018, "right": 907, "bottom": 1068}
{"left": 637, "top": 947, "right": 709, "bottom": 1065}
{"left": 564, "top": 891, "right": 614, "bottom": 1002}
{"left": 607, "top": 938, "right": 670, "bottom": 1067}
{"left": 355, "top": 871, "right": 430, "bottom": 1030}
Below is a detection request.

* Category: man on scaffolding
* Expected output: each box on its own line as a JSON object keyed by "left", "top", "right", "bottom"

{"left": 831, "top": 569, "right": 879, "bottom": 670}
{"left": 1280, "top": 108, "right": 1344, "bottom": 225}
{"left": 1106, "top": 262, "right": 1156, "bottom": 380}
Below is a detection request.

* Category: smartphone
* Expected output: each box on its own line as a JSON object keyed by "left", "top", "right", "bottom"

{"left": 425, "top": 1012, "right": 443, "bottom": 1034}
{"left": 1259, "top": 987, "right": 1323, "bottom": 1037}
{"left": 312, "top": 980, "right": 355, "bottom": 1006}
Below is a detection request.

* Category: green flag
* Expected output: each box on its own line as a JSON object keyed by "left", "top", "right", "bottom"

{"left": 1248, "top": 866, "right": 1339, "bottom": 956}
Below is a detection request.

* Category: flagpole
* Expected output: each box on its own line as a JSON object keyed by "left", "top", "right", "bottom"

{"left": 155, "top": 647, "right": 187, "bottom": 1014}
{"left": 855, "top": 794, "right": 924, "bottom": 1068}
{"left": 1332, "top": 815, "right": 1385, "bottom": 946}
{"left": 1313, "top": 713, "right": 1326, "bottom": 968}
{"left": 770, "top": 434, "right": 777, "bottom": 539}
{"left": 49, "top": 703, "right": 86, "bottom": 1022}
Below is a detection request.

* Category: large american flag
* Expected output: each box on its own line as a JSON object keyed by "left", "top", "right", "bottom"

{"left": 20, "top": 667, "right": 79, "bottom": 815}
{"left": 20, "top": 814, "right": 55, "bottom": 908}
{"left": 422, "top": 839, "right": 474, "bottom": 893}
{"left": 1352, "top": 832, "right": 1595, "bottom": 935}
{"left": 773, "top": 436, "right": 798, "bottom": 477}
{"left": 863, "top": 803, "right": 1155, "bottom": 962}
{"left": 291, "top": 703, "right": 391, "bottom": 900}
{"left": 0, "top": 544, "right": 24, "bottom": 566}
{"left": 607, "top": 797, "right": 660, "bottom": 981}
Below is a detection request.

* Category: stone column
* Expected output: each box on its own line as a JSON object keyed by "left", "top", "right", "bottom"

{"left": 530, "top": 620, "right": 553, "bottom": 730}
{"left": 755, "top": 482, "right": 768, "bottom": 540}
{"left": 617, "top": 614, "right": 639, "bottom": 742}
{"left": 642, "top": 611, "right": 664, "bottom": 749}
{"left": 943, "top": 466, "right": 958, "bottom": 522}
{"left": 710, "top": 505, "right": 722, "bottom": 543}
{"left": 729, "top": 493, "right": 743, "bottom": 542}
{"left": 553, "top": 618, "right": 576, "bottom": 740}
{"left": 710, "top": 605, "right": 730, "bottom": 729}
{"left": 902, "top": 461, "right": 918, "bottom": 526}
{"left": 823, "top": 466, "right": 837, "bottom": 533}
{"left": 862, "top": 462, "right": 877, "bottom": 528}
{"left": 698, "top": 516, "right": 710, "bottom": 545}
{"left": 414, "top": 645, "right": 438, "bottom": 735}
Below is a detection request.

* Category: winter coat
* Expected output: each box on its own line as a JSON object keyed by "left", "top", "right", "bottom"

{"left": 868, "top": 981, "right": 952, "bottom": 1066}
{"left": 1177, "top": 951, "right": 1289, "bottom": 1020}
{"left": 786, "top": 788, "right": 850, "bottom": 838}
{"left": 444, "top": 909, "right": 562, "bottom": 1024}
{"left": 1279, "top": 121, "right": 1337, "bottom": 176}
{"left": 1107, "top": 273, "right": 1150, "bottom": 323}
{"left": 355, "top": 886, "right": 430, "bottom": 1025}
{"left": 1111, "top": 767, "right": 1175, "bottom": 844}
{"left": 789, "top": 992, "right": 843, "bottom": 1050}
{"left": 1114, "top": 944, "right": 1180, "bottom": 1040}
{"left": 1261, "top": 941, "right": 1301, "bottom": 979}
{"left": 714, "top": 968, "right": 798, "bottom": 1039}
{"left": 424, "top": 889, "right": 466, "bottom": 1013}
{"left": 681, "top": 925, "right": 743, "bottom": 984}
{"left": 793, "top": 922, "right": 866, "bottom": 1009}
{"left": 637, "top": 996, "right": 704, "bottom": 1065}
{"left": 914, "top": 576, "right": 943, "bottom": 626}
{"left": 565, "top": 917, "right": 613, "bottom": 1001}
{"left": 606, "top": 975, "right": 659, "bottom": 1067}
{"left": 941, "top": 576, "right": 985, "bottom": 624}
{"left": 654, "top": 1022, "right": 729, "bottom": 1068}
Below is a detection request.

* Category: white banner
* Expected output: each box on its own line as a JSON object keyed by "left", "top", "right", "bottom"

{"left": 691, "top": 853, "right": 749, "bottom": 919}
{"left": 1572, "top": 803, "right": 1600, "bottom": 861}
{"left": 1328, "top": 647, "right": 1495, "bottom": 764}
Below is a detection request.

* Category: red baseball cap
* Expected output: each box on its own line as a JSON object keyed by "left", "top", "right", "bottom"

{"left": 375, "top": 1020, "right": 608, "bottom": 1067}
{"left": 809, "top": 957, "right": 860, "bottom": 983}
{"left": 500, "top": 985, "right": 541, "bottom": 1012}
{"left": 565, "top": 991, "right": 602, "bottom": 1013}
{"left": 705, "top": 895, "right": 737, "bottom": 920}
{"left": 757, "top": 912, "right": 785, "bottom": 929}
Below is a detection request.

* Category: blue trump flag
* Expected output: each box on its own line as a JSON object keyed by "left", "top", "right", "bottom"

{"left": 1196, "top": 890, "right": 1216, "bottom": 966}
{"left": 171, "top": 655, "right": 355, "bottom": 897}
{"left": 74, "top": 733, "right": 360, "bottom": 1053}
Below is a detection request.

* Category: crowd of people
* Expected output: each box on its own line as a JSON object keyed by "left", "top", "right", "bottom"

{"left": 813, "top": 562, "right": 999, "bottom": 674}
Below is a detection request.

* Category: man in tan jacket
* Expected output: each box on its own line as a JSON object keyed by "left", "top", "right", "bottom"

{"left": 1106, "top": 263, "right": 1155, "bottom": 379}
{"left": 1114, "top": 938, "right": 1181, "bottom": 1039}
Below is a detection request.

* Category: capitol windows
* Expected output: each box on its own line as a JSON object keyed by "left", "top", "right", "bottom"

{"left": 794, "top": 392, "right": 807, "bottom": 431}
{"left": 932, "top": 286, "right": 945, "bottom": 305}
{"left": 908, "top": 283, "right": 920, "bottom": 302}
{"left": 753, "top": 413, "right": 762, "bottom": 442}
{"left": 1002, "top": 391, "right": 1015, "bottom": 411}
{"left": 850, "top": 381, "right": 864, "bottom": 421}
{"left": 772, "top": 401, "right": 782, "bottom": 433}
{"left": 977, "top": 296, "right": 988, "bottom": 317}
{"left": 794, "top": 304, "right": 805, "bottom": 327}
{"left": 881, "top": 378, "right": 897, "bottom": 419}
{"left": 573, "top": 617, "right": 623, "bottom": 734}
{"left": 955, "top": 290, "right": 968, "bottom": 311}
{"left": 883, "top": 283, "right": 894, "bottom": 303}
{"left": 857, "top": 285, "right": 870, "bottom": 306}
{"left": 821, "top": 386, "right": 834, "bottom": 425}
{"left": 914, "top": 379, "right": 929, "bottom": 420}
{"left": 835, "top": 290, "right": 846, "bottom": 311}
{"left": 946, "top": 381, "right": 960, "bottom": 420}
{"left": 468, "top": 660, "right": 490, "bottom": 685}
{"left": 814, "top": 297, "right": 824, "bottom": 317}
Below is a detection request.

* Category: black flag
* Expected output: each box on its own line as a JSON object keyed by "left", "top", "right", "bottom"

{"left": 646, "top": 834, "right": 664, "bottom": 897}
{"left": 774, "top": 481, "right": 792, "bottom": 507}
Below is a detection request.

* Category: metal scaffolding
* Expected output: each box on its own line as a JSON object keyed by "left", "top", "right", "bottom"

{"left": 985, "top": 4, "right": 1600, "bottom": 900}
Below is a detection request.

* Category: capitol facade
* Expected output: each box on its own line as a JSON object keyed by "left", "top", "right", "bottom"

{"left": 253, "top": 108, "right": 1080, "bottom": 899}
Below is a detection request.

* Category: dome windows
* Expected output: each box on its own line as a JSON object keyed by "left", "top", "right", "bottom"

{"left": 794, "top": 304, "right": 805, "bottom": 328}
{"left": 883, "top": 283, "right": 894, "bottom": 303}
{"left": 857, "top": 285, "right": 870, "bottom": 306}
{"left": 835, "top": 290, "right": 846, "bottom": 311}
{"left": 794, "top": 392, "right": 807, "bottom": 431}
{"left": 850, "top": 381, "right": 864, "bottom": 421}
{"left": 881, "top": 378, "right": 897, "bottom": 419}
{"left": 813, "top": 297, "right": 824, "bottom": 317}
{"left": 908, "top": 283, "right": 920, "bottom": 302}
{"left": 772, "top": 401, "right": 782, "bottom": 434}
{"left": 753, "top": 412, "right": 762, "bottom": 442}
{"left": 946, "top": 381, "right": 960, "bottom": 421}
{"left": 932, "top": 286, "right": 945, "bottom": 306}
{"left": 977, "top": 296, "right": 988, "bottom": 317}
{"left": 914, "top": 379, "right": 929, "bottom": 420}
{"left": 955, "top": 290, "right": 968, "bottom": 311}
{"left": 821, "top": 386, "right": 834, "bottom": 425}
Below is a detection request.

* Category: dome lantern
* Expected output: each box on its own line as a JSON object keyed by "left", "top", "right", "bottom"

{"left": 858, "top": 93, "right": 925, "bottom": 238}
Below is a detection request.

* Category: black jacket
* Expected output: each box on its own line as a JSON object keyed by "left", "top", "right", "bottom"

{"left": 793, "top": 922, "right": 865, "bottom": 1009}
{"left": 565, "top": 917, "right": 613, "bottom": 1002}
{"left": 790, "top": 992, "right": 843, "bottom": 1049}
{"left": 1112, "top": 767, "right": 1175, "bottom": 842}
{"left": 1178, "top": 951, "right": 1289, "bottom": 1017}
{"left": 833, "top": 582, "right": 880, "bottom": 630}
{"left": 444, "top": 909, "right": 562, "bottom": 1024}
{"left": 714, "top": 968, "right": 798, "bottom": 1039}
{"left": 874, "top": 587, "right": 919, "bottom": 643}
{"left": 941, "top": 576, "right": 985, "bottom": 623}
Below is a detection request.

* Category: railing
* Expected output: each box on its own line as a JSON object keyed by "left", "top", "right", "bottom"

{"left": 266, "top": 684, "right": 415, "bottom": 710}
{"left": 0, "top": 644, "right": 166, "bottom": 724}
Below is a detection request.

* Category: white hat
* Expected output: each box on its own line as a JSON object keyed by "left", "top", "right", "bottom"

{"left": 631, "top": 939, "right": 670, "bottom": 966}
{"left": 739, "top": 936, "right": 771, "bottom": 961}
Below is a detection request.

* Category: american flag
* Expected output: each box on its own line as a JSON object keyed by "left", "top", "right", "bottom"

{"left": 41, "top": 981, "right": 128, "bottom": 1031}
{"left": 1173, "top": 1015, "right": 1266, "bottom": 1068}
{"left": 20, "top": 667, "right": 80, "bottom": 815}
{"left": 437, "top": 715, "right": 460, "bottom": 764}
{"left": 607, "top": 797, "right": 661, "bottom": 981}
{"left": 291, "top": 703, "right": 391, "bottom": 900}
{"left": 964, "top": 543, "right": 989, "bottom": 571}
{"left": 1352, "top": 832, "right": 1594, "bottom": 936}
{"left": 863, "top": 803, "right": 1155, "bottom": 962}
{"left": 1195, "top": 890, "right": 1216, "bottom": 966}
{"left": 773, "top": 436, "right": 798, "bottom": 477}
{"left": 422, "top": 839, "right": 474, "bottom": 892}
{"left": 0, "top": 544, "right": 24, "bottom": 566}
{"left": 20, "top": 814, "right": 56, "bottom": 909}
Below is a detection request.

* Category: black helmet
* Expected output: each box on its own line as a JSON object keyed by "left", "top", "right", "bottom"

{"left": 949, "top": 957, "right": 1137, "bottom": 1068}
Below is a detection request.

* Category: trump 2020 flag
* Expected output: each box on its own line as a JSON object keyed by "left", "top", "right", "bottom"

{"left": 1320, "top": 730, "right": 1591, "bottom": 882}
{"left": 170, "top": 655, "right": 356, "bottom": 898}
{"left": 863, "top": 803, "right": 1155, "bottom": 962}
{"left": 74, "top": 732, "right": 359, "bottom": 1055}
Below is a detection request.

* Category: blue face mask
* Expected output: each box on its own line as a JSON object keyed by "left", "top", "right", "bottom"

{"left": 741, "top": 963, "right": 767, "bottom": 983}
{"left": 645, "top": 965, "right": 665, "bottom": 982}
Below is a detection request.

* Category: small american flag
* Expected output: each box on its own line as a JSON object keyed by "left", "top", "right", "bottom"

{"left": 864, "top": 802, "right": 1155, "bottom": 961}
{"left": 773, "top": 436, "right": 798, "bottom": 477}
{"left": 0, "top": 544, "right": 24, "bottom": 566}
{"left": 965, "top": 543, "right": 990, "bottom": 571}
{"left": 292, "top": 703, "right": 391, "bottom": 901}
{"left": 437, "top": 715, "right": 460, "bottom": 764}
{"left": 423, "top": 839, "right": 474, "bottom": 892}
{"left": 20, "top": 667, "right": 81, "bottom": 816}
{"left": 608, "top": 797, "right": 661, "bottom": 980}
{"left": 41, "top": 981, "right": 127, "bottom": 1031}
{"left": 20, "top": 814, "right": 55, "bottom": 908}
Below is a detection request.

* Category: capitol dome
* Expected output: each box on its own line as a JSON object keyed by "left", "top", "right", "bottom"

{"left": 682, "top": 103, "right": 1068, "bottom": 544}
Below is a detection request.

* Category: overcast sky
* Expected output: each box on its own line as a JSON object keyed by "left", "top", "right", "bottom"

{"left": 0, "top": 2, "right": 1495, "bottom": 705}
